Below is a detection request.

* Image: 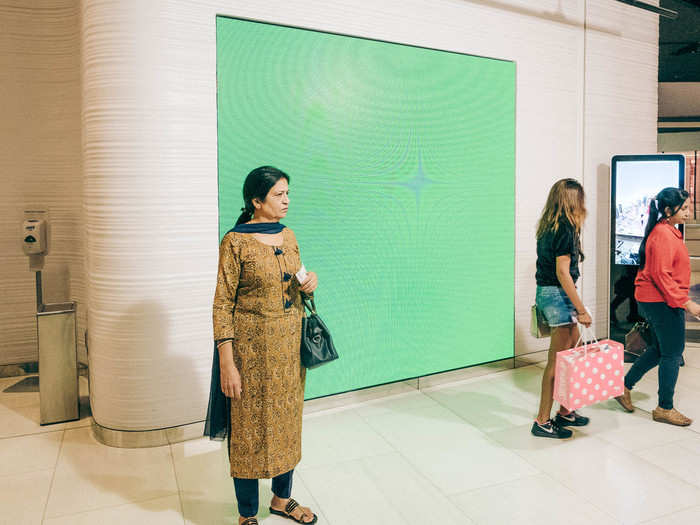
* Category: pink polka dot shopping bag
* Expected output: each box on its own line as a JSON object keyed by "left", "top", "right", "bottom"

{"left": 553, "top": 329, "right": 624, "bottom": 411}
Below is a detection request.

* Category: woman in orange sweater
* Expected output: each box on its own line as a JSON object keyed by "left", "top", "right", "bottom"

{"left": 616, "top": 187, "right": 700, "bottom": 425}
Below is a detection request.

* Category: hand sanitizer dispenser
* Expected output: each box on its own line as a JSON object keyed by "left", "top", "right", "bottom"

{"left": 22, "top": 219, "right": 47, "bottom": 255}
{"left": 23, "top": 214, "right": 48, "bottom": 272}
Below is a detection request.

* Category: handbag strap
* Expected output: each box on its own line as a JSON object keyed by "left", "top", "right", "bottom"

{"left": 301, "top": 293, "right": 316, "bottom": 314}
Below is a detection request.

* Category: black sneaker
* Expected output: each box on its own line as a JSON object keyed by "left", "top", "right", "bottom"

{"left": 555, "top": 411, "right": 590, "bottom": 427}
{"left": 531, "top": 419, "right": 573, "bottom": 439}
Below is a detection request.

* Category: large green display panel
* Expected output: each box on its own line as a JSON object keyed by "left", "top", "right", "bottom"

{"left": 216, "top": 16, "right": 515, "bottom": 399}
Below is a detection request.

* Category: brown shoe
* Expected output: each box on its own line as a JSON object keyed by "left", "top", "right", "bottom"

{"left": 652, "top": 406, "right": 692, "bottom": 426}
{"left": 614, "top": 388, "right": 634, "bottom": 413}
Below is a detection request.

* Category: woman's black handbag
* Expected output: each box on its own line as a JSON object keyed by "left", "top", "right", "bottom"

{"left": 625, "top": 321, "right": 650, "bottom": 357}
{"left": 300, "top": 294, "right": 338, "bottom": 368}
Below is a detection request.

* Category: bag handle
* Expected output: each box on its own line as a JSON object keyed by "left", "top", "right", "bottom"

{"left": 301, "top": 293, "right": 316, "bottom": 314}
{"left": 573, "top": 324, "right": 599, "bottom": 356}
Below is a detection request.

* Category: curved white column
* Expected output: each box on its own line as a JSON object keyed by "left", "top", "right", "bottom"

{"left": 83, "top": 0, "right": 219, "bottom": 430}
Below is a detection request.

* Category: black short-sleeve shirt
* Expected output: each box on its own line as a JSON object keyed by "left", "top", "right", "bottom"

{"left": 535, "top": 219, "right": 581, "bottom": 286}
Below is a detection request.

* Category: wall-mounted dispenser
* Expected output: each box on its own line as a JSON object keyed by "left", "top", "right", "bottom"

{"left": 22, "top": 218, "right": 47, "bottom": 255}
{"left": 23, "top": 211, "right": 49, "bottom": 272}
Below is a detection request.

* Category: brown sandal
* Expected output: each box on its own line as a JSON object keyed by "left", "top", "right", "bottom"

{"left": 241, "top": 518, "right": 258, "bottom": 525}
{"left": 652, "top": 406, "right": 692, "bottom": 426}
{"left": 269, "top": 498, "right": 318, "bottom": 524}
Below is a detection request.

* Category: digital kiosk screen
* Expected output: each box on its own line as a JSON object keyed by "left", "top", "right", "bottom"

{"left": 612, "top": 156, "right": 685, "bottom": 266}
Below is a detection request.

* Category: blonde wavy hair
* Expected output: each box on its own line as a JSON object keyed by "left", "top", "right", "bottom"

{"left": 536, "top": 178, "right": 586, "bottom": 239}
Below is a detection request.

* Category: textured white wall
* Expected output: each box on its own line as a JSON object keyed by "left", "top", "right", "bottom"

{"left": 0, "top": 1, "right": 84, "bottom": 366}
{"left": 581, "top": 0, "right": 659, "bottom": 337}
{"left": 81, "top": 0, "right": 659, "bottom": 431}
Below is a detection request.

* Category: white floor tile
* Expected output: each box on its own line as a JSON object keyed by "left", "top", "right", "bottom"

{"left": 573, "top": 398, "right": 643, "bottom": 428}
{"left": 352, "top": 390, "right": 440, "bottom": 419}
{"left": 0, "top": 469, "right": 53, "bottom": 525}
{"left": 424, "top": 377, "right": 537, "bottom": 434}
{"left": 489, "top": 424, "right": 700, "bottom": 523}
{"left": 504, "top": 365, "right": 548, "bottom": 392}
{"left": 417, "top": 361, "right": 514, "bottom": 389}
{"left": 45, "top": 427, "right": 178, "bottom": 518}
{"left": 401, "top": 434, "right": 540, "bottom": 495}
{"left": 451, "top": 473, "right": 619, "bottom": 525}
{"left": 43, "top": 495, "right": 184, "bottom": 525}
{"left": 628, "top": 378, "right": 659, "bottom": 413}
{"left": 171, "top": 437, "right": 230, "bottom": 490}
{"left": 676, "top": 433, "right": 700, "bottom": 455}
{"left": 299, "top": 409, "right": 394, "bottom": 469}
{"left": 360, "top": 404, "right": 486, "bottom": 454}
{"left": 635, "top": 438, "right": 700, "bottom": 488}
{"left": 0, "top": 376, "right": 41, "bottom": 409}
{"left": 299, "top": 452, "right": 472, "bottom": 525}
{"left": 171, "top": 437, "right": 236, "bottom": 524}
{"left": 0, "top": 430, "right": 62, "bottom": 476}
{"left": 642, "top": 504, "right": 700, "bottom": 525}
{"left": 0, "top": 375, "right": 91, "bottom": 438}
{"left": 0, "top": 404, "right": 67, "bottom": 439}
{"left": 63, "top": 415, "right": 94, "bottom": 430}
{"left": 304, "top": 380, "right": 418, "bottom": 415}
{"left": 673, "top": 365, "right": 700, "bottom": 392}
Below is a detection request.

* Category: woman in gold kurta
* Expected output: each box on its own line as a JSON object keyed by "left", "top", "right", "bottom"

{"left": 212, "top": 166, "right": 318, "bottom": 525}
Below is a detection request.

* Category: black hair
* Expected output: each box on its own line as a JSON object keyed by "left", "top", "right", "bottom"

{"left": 235, "top": 166, "right": 290, "bottom": 226}
{"left": 638, "top": 187, "right": 689, "bottom": 269}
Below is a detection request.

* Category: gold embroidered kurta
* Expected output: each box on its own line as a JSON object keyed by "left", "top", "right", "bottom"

{"left": 213, "top": 228, "right": 306, "bottom": 479}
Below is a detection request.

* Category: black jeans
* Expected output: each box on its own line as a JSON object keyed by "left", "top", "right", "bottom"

{"left": 233, "top": 469, "right": 293, "bottom": 518}
{"left": 624, "top": 301, "right": 685, "bottom": 410}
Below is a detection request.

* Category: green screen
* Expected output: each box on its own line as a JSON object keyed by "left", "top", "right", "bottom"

{"left": 216, "top": 17, "right": 515, "bottom": 399}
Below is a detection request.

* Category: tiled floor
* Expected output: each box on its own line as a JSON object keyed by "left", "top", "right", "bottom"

{"left": 4, "top": 346, "right": 700, "bottom": 525}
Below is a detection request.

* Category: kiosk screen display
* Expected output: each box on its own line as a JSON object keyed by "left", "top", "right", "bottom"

{"left": 613, "top": 158, "right": 684, "bottom": 265}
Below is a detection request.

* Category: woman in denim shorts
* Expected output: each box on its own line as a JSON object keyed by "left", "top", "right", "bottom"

{"left": 532, "top": 179, "right": 592, "bottom": 439}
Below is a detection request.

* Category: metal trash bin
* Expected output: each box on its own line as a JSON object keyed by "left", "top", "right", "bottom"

{"left": 37, "top": 302, "right": 79, "bottom": 425}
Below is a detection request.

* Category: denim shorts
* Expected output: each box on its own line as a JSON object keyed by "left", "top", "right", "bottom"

{"left": 536, "top": 285, "right": 576, "bottom": 327}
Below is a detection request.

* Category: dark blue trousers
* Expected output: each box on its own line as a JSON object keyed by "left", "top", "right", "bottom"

{"left": 233, "top": 469, "right": 293, "bottom": 518}
{"left": 625, "top": 301, "right": 685, "bottom": 410}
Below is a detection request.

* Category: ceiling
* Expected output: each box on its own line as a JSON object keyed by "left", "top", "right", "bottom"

{"left": 659, "top": 0, "right": 700, "bottom": 81}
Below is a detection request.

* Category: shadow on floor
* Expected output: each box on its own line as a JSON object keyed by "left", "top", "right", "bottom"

{"left": 3, "top": 376, "right": 38, "bottom": 393}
